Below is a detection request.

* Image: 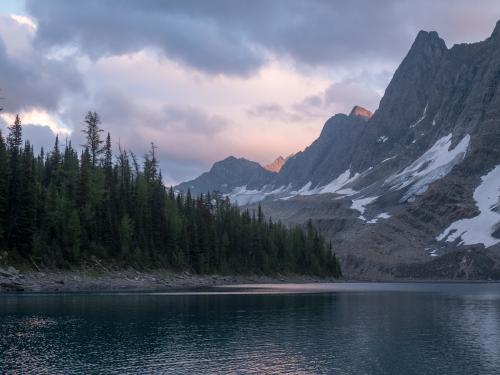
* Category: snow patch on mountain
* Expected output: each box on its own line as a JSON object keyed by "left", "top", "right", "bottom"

{"left": 319, "top": 169, "right": 360, "bottom": 195}
{"left": 351, "top": 196, "right": 379, "bottom": 220}
{"left": 409, "top": 102, "right": 428, "bottom": 128}
{"left": 297, "top": 182, "right": 313, "bottom": 194}
{"left": 381, "top": 156, "right": 397, "bottom": 163}
{"left": 385, "top": 133, "right": 470, "bottom": 202}
{"left": 227, "top": 185, "right": 287, "bottom": 206}
{"left": 437, "top": 165, "right": 500, "bottom": 248}
{"left": 367, "top": 212, "right": 392, "bottom": 224}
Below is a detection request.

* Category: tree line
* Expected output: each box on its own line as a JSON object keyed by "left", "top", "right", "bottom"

{"left": 0, "top": 112, "right": 341, "bottom": 277}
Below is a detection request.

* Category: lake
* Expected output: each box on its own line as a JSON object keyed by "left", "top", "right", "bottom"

{"left": 1, "top": 283, "right": 499, "bottom": 374}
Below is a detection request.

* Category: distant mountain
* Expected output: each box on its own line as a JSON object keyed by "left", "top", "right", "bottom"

{"left": 264, "top": 154, "right": 294, "bottom": 173}
{"left": 177, "top": 22, "right": 500, "bottom": 280}
{"left": 175, "top": 156, "right": 275, "bottom": 204}
{"left": 264, "top": 156, "right": 286, "bottom": 173}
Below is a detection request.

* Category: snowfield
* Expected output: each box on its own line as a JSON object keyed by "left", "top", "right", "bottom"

{"left": 385, "top": 133, "right": 470, "bottom": 202}
{"left": 318, "top": 169, "right": 359, "bottom": 195}
{"left": 367, "top": 212, "right": 392, "bottom": 224}
{"left": 227, "top": 169, "right": 364, "bottom": 205}
{"left": 351, "top": 196, "right": 379, "bottom": 220}
{"left": 227, "top": 185, "right": 286, "bottom": 206}
{"left": 226, "top": 134, "right": 471, "bottom": 208}
{"left": 437, "top": 165, "right": 500, "bottom": 248}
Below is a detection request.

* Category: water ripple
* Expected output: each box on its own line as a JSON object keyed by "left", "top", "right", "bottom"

{"left": 1, "top": 283, "right": 499, "bottom": 374}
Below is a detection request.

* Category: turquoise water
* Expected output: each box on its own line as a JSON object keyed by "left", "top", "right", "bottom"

{"left": 1, "top": 283, "right": 499, "bottom": 374}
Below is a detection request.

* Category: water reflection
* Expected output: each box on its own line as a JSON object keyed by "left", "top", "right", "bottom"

{"left": 1, "top": 283, "right": 499, "bottom": 374}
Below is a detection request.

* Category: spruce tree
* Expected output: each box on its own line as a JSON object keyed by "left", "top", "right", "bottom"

{"left": 0, "top": 131, "right": 8, "bottom": 246}
{"left": 82, "top": 111, "right": 103, "bottom": 167}
{"left": 0, "top": 109, "right": 341, "bottom": 277}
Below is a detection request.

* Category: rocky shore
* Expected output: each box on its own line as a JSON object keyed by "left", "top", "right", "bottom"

{"left": 0, "top": 266, "right": 337, "bottom": 293}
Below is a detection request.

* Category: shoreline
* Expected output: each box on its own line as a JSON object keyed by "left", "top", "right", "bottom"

{"left": 0, "top": 268, "right": 341, "bottom": 293}
{"left": 1, "top": 267, "right": 498, "bottom": 293}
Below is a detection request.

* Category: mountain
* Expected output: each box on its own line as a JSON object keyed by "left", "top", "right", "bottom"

{"left": 175, "top": 156, "right": 275, "bottom": 204}
{"left": 177, "top": 22, "right": 500, "bottom": 280}
{"left": 264, "top": 154, "right": 294, "bottom": 173}
{"left": 273, "top": 106, "right": 372, "bottom": 189}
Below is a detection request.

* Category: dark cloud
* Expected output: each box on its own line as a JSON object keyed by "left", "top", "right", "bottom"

{"left": 6, "top": 0, "right": 500, "bottom": 184}
{"left": 0, "top": 15, "right": 84, "bottom": 113}
{"left": 26, "top": 0, "right": 266, "bottom": 76}
{"left": 24, "top": 0, "right": 500, "bottom": 77}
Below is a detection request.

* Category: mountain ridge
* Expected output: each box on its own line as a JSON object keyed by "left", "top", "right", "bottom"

{"left": 176, "top": 22, "right": 500, "bottom": 279}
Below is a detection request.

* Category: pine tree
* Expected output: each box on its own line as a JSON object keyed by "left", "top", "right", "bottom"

{"left": 82, "top": 111, "right": 103, "bottom": 167}
{"left": 0, "top": 130, "right": 8, "bottom": 246}
{"left": 103, "top": 133, "right": 112, "bottom": 175}
{"left": 6, "top": 115, "right": 23, "bottom": 255}
{"left": 11, "top": 142, "right": 36, "bottom": 257}
{"left": 0, "top": 109, "right": 341, "bottom": 277}
{"left": 7, "top": 114, "right": 22, "bottom": 152}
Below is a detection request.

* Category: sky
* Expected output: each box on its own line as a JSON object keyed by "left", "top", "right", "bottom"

{"left": 1, "top": 1, "right": 500, "bottom": 185}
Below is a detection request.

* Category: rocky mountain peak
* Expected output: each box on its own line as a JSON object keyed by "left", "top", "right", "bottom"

{"left": 264, "top": 156, "right": 286, "bottom": 173}
{"left": 412, "top": 30, "right": 447, "bottom": 54}
{"left": 211, "top": 156, "right": 258, "bottom": 172}
{"left": 177, "top": 20, "right": 500, "bottom": 280}
{"left": 349, "top": 105, "right": 373, "bottom": 120}
{"left": 489, "top": 20, "right": 500, "bottom": 41}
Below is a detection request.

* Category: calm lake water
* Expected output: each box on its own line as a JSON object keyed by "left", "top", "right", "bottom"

{"left": 1, "top": 283, "right": 500, "bottom": 374}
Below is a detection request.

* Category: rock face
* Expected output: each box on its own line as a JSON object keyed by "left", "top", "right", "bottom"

{"left": 274, "top": 108, "right": 371, "bottom": 189}
{"left": 264, "top": 156, "right": 286, "bottom": 172}
{"left": 349, "top": 105, "right": 373, "bottom": 119}
{"left": 177, "top": 22, "right": 500, "bottom": 280}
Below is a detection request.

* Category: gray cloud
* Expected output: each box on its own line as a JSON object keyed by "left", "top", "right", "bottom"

{"left": 57, "top": 90, "right": 233, "bottom": 184}
{"left": 249, "top": 79, "right": 382, "bottom": 124}
{"left": 0, "top": 15, "right": 84, "bottom": 113}
{"left": 247, "top": 103, "right": 301, "bottom": 123}
{"left": 323, "top": 81, "right": 381, "bottom": 113}
{"left": 26, "top": 0, "right": 266, "bottom": 76}
{"left": 0, "top": 117, "right": 58, "bottom": 154}
{"left": 6, "top": 0, "right": 500, "bottom": 185}
{"left": 25, "top": 0, "right": 500, "bottom": 77}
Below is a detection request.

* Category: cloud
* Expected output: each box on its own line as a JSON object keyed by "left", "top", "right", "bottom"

{"left": 25, "top": 0, "right": 500, "bottom": 78}
{"left": 0, "top": 116, "right": 58, "bottom": 154}
{"left": 58, "top": 90, "right": 233, "bottom": 183}
{"left": 1, "top": 90, "right": 233, "bottom": 184}
{"left": 0, "top": 109, "right": 70, "bottom": 135}
{"left": 249, "top": 79, "right": 382, "bottom": 124}
{"left": 0, "top": 15, "right": 84, "bottom": 113}
{"left": 247, "top": 103, "right": 301, "bottom": 123}
{"left": 26, "top": 0, "right": 266, "bottom": 76}
{"left": 323, "top": 81, "right": 381, "bottom": 113}
{"left": 5, "top": 0, "right": 500, "bottom": 186}
{"left": 10, "top": 14, "right": 37, "bottom": 30}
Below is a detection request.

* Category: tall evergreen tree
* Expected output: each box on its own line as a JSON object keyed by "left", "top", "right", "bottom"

{"left": 7, "top": 114, "right": 22, "bottom": 152}
{"left": 82, "top": 111, "right": 103, "bottom": 167}
{"left": 0, "top": 110, "right": 341, "bottom": 278}
{"left": 0, "top": 130, "right": 8, "bottom": 246}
